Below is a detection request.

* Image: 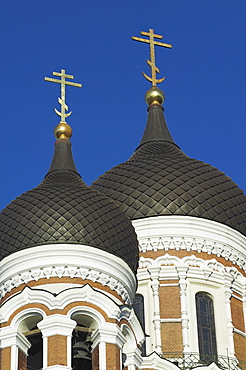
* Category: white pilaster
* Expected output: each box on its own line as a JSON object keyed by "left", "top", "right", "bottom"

{"left": 148, "top": 266, "right": 162, "bottom": 353}
{"left": 92, "top": 323, "right": 126, "bottom": 370}
{"left": 0, "top": 328, "right": 31, "bottom": 370}
{"left": 223, "top": 273, "right": 235, "bottom": 358}
{"left": 99, "top": 341, "right": 106, "bottom": 370}
{"left": 38, "top": 314, "right": 76, "bottom": 370}
{"left": 176, "top": 266, "right": 189, "bottom": 353}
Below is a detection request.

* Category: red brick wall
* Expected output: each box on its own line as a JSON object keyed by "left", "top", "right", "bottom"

{"left": 92, "top": 345, "right": 99, "bottom": 370}
{"left": 106, "top": 343, "right": 120, "bottom": 370}
{"left": 47, "top": 335, "right": 67, "bottom": 366}
{"left": 159, "top": 285, "right": 181, "bottom": 318}
{"left": 161, "top": 322, "right": 183, "bottom": 353}
{"left": 0, "top": 347, "right": 11, "bottom": 370}
{"left": 234, "top": 332, "right": 246, "bottom": 363}
{"left": 18, "top": 349, "right": 27, "bottom": 370}
{"left": 231, "top": 296, "right": 245, "bottom": 332}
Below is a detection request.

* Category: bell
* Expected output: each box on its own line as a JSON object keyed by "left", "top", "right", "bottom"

{"left": 84, "top": 333, "right": 93, "bottom": 348}
{"left": 73, "top": 341, "right": 91, "bottom": 361}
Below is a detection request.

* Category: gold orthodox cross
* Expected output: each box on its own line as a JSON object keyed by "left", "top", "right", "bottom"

{"left": 44, "top": 69, "right": 82, "bottom": 122}
{"left": 132, "top": 29, "right": 172, "bottom": 86}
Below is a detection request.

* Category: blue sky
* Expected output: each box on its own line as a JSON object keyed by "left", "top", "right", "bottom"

{"left": 1, "top": 0, "right": 245, "bottom": 210}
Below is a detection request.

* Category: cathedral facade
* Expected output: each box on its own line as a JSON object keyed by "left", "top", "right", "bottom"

{"left": 0, "top": 31, "right": 246, "bottom": 370}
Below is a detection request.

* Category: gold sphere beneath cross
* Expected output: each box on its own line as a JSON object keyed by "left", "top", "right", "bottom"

{"left": 54, "top": 122, "right": 72, "bottom": 140}
{"left": 145, "top": 87, "right": 165, "bottom": 106}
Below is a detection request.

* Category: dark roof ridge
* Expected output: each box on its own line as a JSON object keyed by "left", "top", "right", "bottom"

{"left": 46, "top": 138, "right": 81, "bottom": 178}
{"left": 137, "top": 103, "right": 179, "bottom": 149}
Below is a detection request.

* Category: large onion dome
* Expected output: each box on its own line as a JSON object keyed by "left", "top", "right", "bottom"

{"left": 0, "top": 122, "right": 139, "bottom": 273}
{"left": 91, "top": 87, "right": 246, "bottom": 236}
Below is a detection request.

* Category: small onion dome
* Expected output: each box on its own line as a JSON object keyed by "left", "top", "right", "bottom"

{"left": 91, "top": 88, "right": 246, "bottom": 236}
{"left": 0, "top": 138, "right": 139, "bottom": 273}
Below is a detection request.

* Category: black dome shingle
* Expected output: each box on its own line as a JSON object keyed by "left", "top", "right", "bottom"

{"left": 0, "top": 140, "right": 139, "bottom": 272}
{"left": 91, "top": 104, "right": 246, "bottom": 236}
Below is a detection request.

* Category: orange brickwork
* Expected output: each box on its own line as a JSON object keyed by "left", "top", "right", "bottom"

{"left": 161, "top": 322, "right": 183, "bottom": 353}
{"left": 18, "top": 348, "right": 27, "bottom": 370}
{"left": 234, "top": 332, "right": 246, "bottom": 363}
{"left": 231, "top": 296, "right": 245, "bottom": 332}
{"left": 92, "top": 345, "right": 99, "bottom": 370}
{"left": 0, "top": 346, "right": 11, "bottom": 370}
{"left": 47, "top": 335, "right": 67, "bottom": 366}
{"left": 159, "top": 285, "right": 181, "bottom": 319}
{"left": 106, "top": 343, "right": 120, "bottom": 370}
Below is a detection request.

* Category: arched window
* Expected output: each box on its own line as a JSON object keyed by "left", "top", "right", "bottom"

{"left": 133, "top": 293, "right": 146, "bottom": 356}
{"left": 71, "top": 313, "right": 96, "bottom": 370}
{"left": 195, "top": 292, "right": 217, "bottom": 363}
{"left": 18, "top": 314, "right": 43, "bottom": 370}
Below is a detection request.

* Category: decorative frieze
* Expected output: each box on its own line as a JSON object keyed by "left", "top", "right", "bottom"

{"left": 138, "top": 254, "right": 245, "bottom": 294}
{"left": 133, "top": 216, "right": 246, "bottom": 272}
{"left": 0, "top": 244, "right": 136, "bottom": 304}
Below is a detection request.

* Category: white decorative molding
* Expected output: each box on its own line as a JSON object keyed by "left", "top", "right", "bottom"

{"left": 160, "top": 283, "right": 179, "bottom": 287}
{"left": 140, "top": 352, "right": 179, "bottom": 370}
{"left": 133, "top": 216, "right": 246, "bottom": 272}
{"left": 38, "top": 314, "right": 76, "bottom": 337}
{"left": 0, "top": 284, "right": 122, "bottom": 324}
{"left": 42, "top": 366, "right": 72, "bottom": 370}
{"left": 0, "top": 244, "right": 136, "bottom": 304}
{"left": 138, "top": 254, "right": 246, "bottom": 294}
{"left": 234, "top": 328, "right": 246, "bottom": 338}
{"left": 124, "top": 347, "right": 142, "bottom": 369}
{"left": 0, "top": 327, "right": 31, "bottom": 353}
{"left": 92, "top": 322, "right": 126, "bottom": 349}
{"left": 0, "top": 285, "right": 144, "bottom": 347}
{"left": 160, "top": 318, "right": 181, "bottom": 323}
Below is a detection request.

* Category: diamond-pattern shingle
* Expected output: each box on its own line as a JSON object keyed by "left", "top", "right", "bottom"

{"left": 91, "top": 140, "right": 246, "bottom": 236}
{"left": 0, "top": 169, "right": 139, "bottom": 272}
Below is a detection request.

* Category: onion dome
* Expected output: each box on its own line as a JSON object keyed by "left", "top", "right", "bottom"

{"left": 91, "top": 86, "right": 246, "bottom": 236}
{"left": 0, "top": 120, "right": 139, "bottom": 273}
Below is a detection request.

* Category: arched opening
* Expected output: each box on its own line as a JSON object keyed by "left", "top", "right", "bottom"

{"left": 18, "top": 313, "right": 43, "bottom": 370}
{"left": 122, "top": 324, "right": 137, "bottom": 369}
{"left": 195, "top": 292, "right": 217, "bottom": 364}
{"left": 71, "top": 313, "right": 97, "bottom": 370}
{"left": 133, "top": 293, "right": 146, "bottom": 356}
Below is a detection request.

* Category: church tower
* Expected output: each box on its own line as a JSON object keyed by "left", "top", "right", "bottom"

{"left": 1, "top": 30, "right": 246, "bottom": 370}
{"left": 0, "top": 70, "right": 143, "bottom": 370}
{"left": 91, "top": 29, "right": 246, "bottom": 370}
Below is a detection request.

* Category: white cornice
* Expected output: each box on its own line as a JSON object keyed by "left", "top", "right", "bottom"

{"left": 140, "top": 352, "right": 179, "bottom": 370}
{"left": 0, "top": 244, "right": 136, "bottom": 303}
{"left": 133, "top": 216, "right": 246, "bottom": 272}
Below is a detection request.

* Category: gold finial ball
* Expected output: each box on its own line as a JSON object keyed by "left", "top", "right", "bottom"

{"left": 54, "top": 122, "right": 72, "bottom": 140}
{"left": 145, "top": 86, "right": 165, "bottom": 106}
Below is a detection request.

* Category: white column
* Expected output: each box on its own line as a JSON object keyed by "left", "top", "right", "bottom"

{"left": 38, "top": 314, "right": 76, "bottom": 370}
{"left": 92, "top": 323, "right": 126, "bottom": 370}
{"left": 98, "top": 341, "right": 106, "bottom": 370}
{"left": 11, "top": 344, "right": 18, "bottom": 370}
{"left": 0, "top": 328, "right": 31, "bottom": 370}
{"left": 224, "top": 273, "right": 236, "bottom": 358}
{"left": 148, "top": 266, "right": 162, "bottom": 353}
{"left": 176, "top": 266, "right": 189, "bottom": 353}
